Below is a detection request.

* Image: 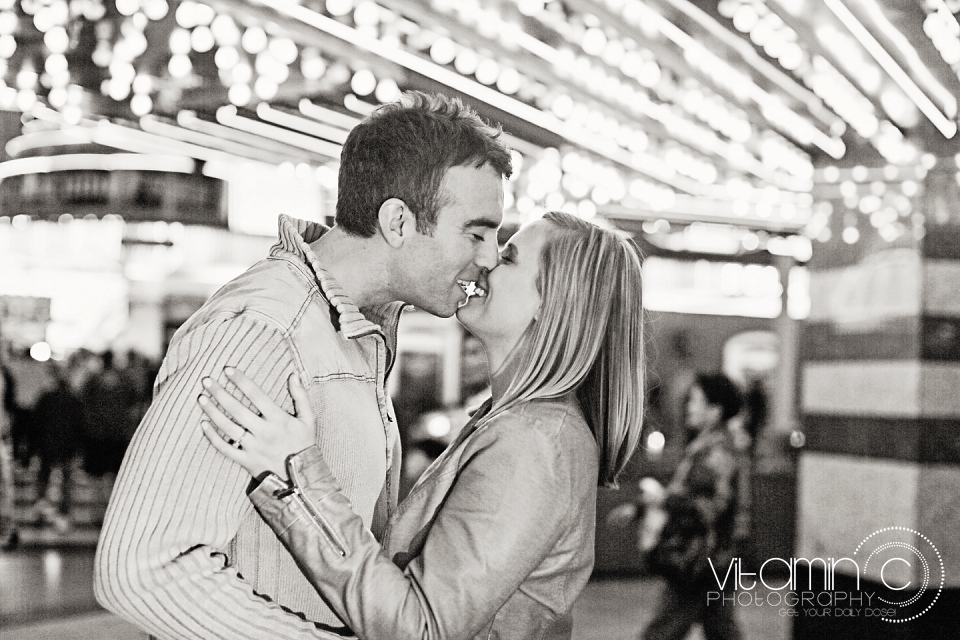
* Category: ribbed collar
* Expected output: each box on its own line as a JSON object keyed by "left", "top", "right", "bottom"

{"left": 270, "top": 214, "right": 403, "bottom": 340}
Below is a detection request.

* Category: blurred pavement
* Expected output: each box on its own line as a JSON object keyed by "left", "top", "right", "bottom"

{"left": 1, "top": 547, "right": 789, "bottom": 640}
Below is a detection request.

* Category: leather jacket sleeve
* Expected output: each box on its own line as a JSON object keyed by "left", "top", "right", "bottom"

{"left": 248, "top": 416, "right": 579, "bottom": 640}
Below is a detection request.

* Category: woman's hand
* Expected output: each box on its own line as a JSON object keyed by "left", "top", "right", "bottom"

{"left": 198, "top": 367, "right": 315, "bottom": 481}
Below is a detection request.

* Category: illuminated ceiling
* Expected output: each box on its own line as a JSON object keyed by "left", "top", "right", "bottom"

{"left": 1, "top": 0, "right": 958, "bottom": 255}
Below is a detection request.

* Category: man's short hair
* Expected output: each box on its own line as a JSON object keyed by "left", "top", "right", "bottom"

{"left": 335, "top": 91, "right": 513, "bottom": 237}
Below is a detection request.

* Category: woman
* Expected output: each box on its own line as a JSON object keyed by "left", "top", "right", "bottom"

{"left": 641, "top": 372, "right": 745, "bottom": 640}
{"left": 198, "top": 211, "right": 645, "bottom": 639}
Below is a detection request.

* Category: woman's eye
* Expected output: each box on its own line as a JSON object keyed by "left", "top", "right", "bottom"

{"left": 498, "top": 255, "right": 512, "bottom": 265}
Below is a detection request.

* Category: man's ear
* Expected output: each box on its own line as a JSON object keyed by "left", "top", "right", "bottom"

{"left": 378, "top": 198, "right": 416, "bottom": 248}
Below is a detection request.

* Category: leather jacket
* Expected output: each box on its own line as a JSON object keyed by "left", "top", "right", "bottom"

{"left": 249, "top": 396, "right": 599, "bottom": 640}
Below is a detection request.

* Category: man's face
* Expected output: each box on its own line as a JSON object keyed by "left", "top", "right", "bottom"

{"left": 399, "top": 164, "right": 503, "bottom": 317}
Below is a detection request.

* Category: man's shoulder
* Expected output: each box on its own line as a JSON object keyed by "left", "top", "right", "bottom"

{"left": 194, "top": 257, "right": 332, "bottom": 331}
{"left": 161, "top": 258, "right": 342, "bottom": 368}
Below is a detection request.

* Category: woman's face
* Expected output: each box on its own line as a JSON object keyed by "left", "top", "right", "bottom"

{"left": 685, "top": 385, "right": 720, "bottom": 432}
{"left": 456, "top": 219, "right": 553, "bottom": 353}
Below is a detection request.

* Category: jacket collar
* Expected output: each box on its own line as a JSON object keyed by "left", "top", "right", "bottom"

{"left": 270, "top": 214, "right": 403, "bottom": 341}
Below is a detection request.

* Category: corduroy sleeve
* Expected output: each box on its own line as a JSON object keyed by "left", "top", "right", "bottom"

{"left": 94, "top": 312, "right": 348, "bottom": 640}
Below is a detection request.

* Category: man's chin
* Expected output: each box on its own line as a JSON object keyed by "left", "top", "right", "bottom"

{"left": 414, "top": 287, "right": 472, "bottom": 318}
{"left": 417, "top": 299, "right": 459, "bottom": 318}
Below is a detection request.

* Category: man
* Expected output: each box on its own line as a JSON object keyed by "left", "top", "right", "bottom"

{"left": 95, "top": 92, "right": 512, "bottom": 639}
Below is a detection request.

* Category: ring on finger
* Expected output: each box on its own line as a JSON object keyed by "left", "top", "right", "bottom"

{"left": 234, "top": 430, "right": 248, "bottom": 449}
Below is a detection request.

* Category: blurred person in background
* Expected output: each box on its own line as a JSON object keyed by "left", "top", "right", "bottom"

{"left": 0, "top": 361, "right": 17, "bottom": 550}
{"left": 29, "top": 360, "right": 84, "bottom": 534}
{"left": 81, "top": 351, "right": 135, "bottom": 502}
{"left": 6, "top": 350, "right": 46, "bottom": 468}
{"left": 198, "top": 211, "right": 645, "bottom": 640}
{"left": 96, "top": 91, "right": 512, "bottom": 640}
{"left": 637, "top": 371, "right": 746, "bottom": 640}
{"left": 729, "top": 375, "right": 768, "bottom": 564}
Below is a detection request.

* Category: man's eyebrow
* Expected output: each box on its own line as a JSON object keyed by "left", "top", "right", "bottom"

{"left": 463, "top": 217, "right": 500, "bottom": 230}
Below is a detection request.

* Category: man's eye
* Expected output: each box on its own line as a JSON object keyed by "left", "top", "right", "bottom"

{"left": 472, "top": 234, "right": 485, "bottom": 242}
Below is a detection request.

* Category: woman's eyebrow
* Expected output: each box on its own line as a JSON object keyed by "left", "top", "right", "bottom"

{"left": 502, "top": 244, "right": 518, "bottom": 260}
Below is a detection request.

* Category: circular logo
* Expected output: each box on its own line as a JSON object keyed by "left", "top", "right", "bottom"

{"left": 854, "top": 527, "right": 944, "bottom": 623}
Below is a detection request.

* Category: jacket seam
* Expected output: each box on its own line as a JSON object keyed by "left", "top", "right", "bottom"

{"left": 275, "top": 510, "right": 306, "bottom": 537}
{"left": 497, "top": 402, "right": 579, "bottom": 439}
{"left": 204, "top": 306, "right": 312, "bottom": 382}
{"left": 313, "top": 372, "right": 377, "bottom": 383}
{"left": 266, "top": 252, "right": 325, "bottom": 303}
{"left": 265, "top": 249, "right": 340, "bottom": 335}
{"left": 391, "top": 467, "right": 459, "bottom": 519}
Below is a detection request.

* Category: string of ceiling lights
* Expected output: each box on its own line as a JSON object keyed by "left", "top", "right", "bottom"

{"left": 0, "top": 0, "right": 955, "bottom": 257}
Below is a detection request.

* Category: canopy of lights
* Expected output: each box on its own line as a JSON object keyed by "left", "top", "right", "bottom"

{"left": 1, "top": 0, "right": 959, "bottom": 259}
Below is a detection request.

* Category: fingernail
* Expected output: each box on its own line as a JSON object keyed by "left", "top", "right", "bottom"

{"left": 201, "top": 377, "right": 211, "bottom": 389}
{"left": 197, "top": 394, "right": 208, "bottom": 405}
{"left": 224, "top": 366, "right": 236, "bottom": 376}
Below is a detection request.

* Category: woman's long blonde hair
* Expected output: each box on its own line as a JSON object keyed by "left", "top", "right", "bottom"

{"left": 489, "top": 211, "right": 644, "bottom": 487}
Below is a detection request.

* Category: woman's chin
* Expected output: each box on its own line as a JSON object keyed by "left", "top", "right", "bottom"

{"left": 455, "top": 303, "right": 472, "bottom": 323}
{"left": 455, "top": 302, "right": 481, "bottom": 330}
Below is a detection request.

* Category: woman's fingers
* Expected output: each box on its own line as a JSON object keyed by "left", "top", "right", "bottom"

{"left": 198, "top": 393, "right": 248, "bottom": 443}
{"left": 200, "top": 376, "right": 264, "bottom": 434}
{"left": 224, "top": 367, "right": 290, "bottom": 424}
{"left": 287, "top": 374, "right": 316, "bottom": 424}
{"left": 200, "top": 420, "right": 247, "bottom": 465}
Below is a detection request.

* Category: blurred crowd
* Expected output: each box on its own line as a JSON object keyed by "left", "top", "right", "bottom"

{"left": 0, "top": 348, "right": 159, "bottom": 547}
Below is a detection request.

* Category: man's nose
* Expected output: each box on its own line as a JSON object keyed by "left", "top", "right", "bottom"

{"left": 475, "top": 236, "right": 499, "bottom": 271}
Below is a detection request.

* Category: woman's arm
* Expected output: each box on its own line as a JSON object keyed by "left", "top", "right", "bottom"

{"left": 199, "top": 372, "right": 582, "bottom": 640}
{"left": 256, "top": 426, "right": 573, "bottom": 640}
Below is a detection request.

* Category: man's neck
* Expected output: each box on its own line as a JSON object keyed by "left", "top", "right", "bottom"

{"left": 308, "top": 227, "right": 393, "bottom": 309}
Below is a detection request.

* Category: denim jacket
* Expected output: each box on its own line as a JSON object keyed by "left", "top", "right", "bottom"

{"left": 249, "top": 395, "right": 599, "bottom": 640}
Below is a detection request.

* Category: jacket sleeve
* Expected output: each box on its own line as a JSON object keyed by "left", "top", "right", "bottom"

{"left": 249, "top": 417, "right": 578, "bottom": 640}
{"left": 94, "top": 313, "right": 347, "bottom": 640}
